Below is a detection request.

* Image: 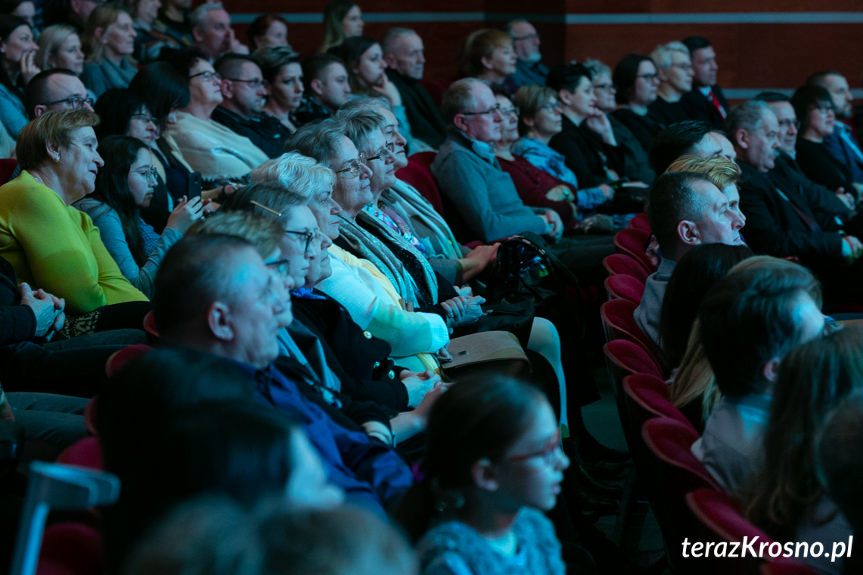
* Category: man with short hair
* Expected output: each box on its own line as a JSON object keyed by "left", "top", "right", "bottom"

{"left": 807, "top": 71, "right": 863, "bottom": 183}
{"left": 633, "top": 171, "right": 745, "bottom": 344}
{"left": 649, "top": 120, "right": 731, "bottom": 173}
{"left": 190, "top": 3, "right": 246, "bottom": 61}
{"left": 152, "top": 234, "right": 414, "bottom": 511}
{"left": 694, "top": 263, "right": 825, "bottom": 492}
{"left": 679, "top": 36, "right": 729, "bottom": 129}
{"left": 382, "top": 27, "right": 446, "bottom": 149}
{"left": 294, "top": 54, "right": 351, "bottom": 126}
{"left": 648, "top": 41, "right": 693, "bottom": 125}
{"left": 212, "top": 54, "right": 291, "bottom": 158}
{"left": 24, "top": 69, "right": 94, "bottom": 119}
{"left": 506, "top": 19, "right": 548, "bottom": 89}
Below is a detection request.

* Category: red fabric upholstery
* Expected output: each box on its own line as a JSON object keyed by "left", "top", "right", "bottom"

{"left": 687, "top": 488, "right": 774, "bottom": 544}
{"left": 105, "top": 344, "right": 153, "bottom": 378}
{"left": 396, "top": 152, "right": 444, "bottom": 216}
{"left": 623, "top": 373, "right": 695, "bottom": 431}
{"left": 37, "top": 523, "right": 103, "bottom": 575}
{"left": 56, "top": 437, "right": 103, "bottom": 471}
{"left": 142, "top": 310, "right": 159, "bottom": 338}
{"left": 603, "top": 339, "right": 665, "bottom": 382}
{"left": 614, "top": 227, "right": 654, "bottom": 270}
{"left": 603, "top": 274, "right": 645, "bottom": 303}
{"left": 602, "top": 253, "right": 649, "bottom": 283}
{"left": 0, "top": 158, "right": 18, "bottom": 184}
{"left": 600, "top": 299, "right": 662, "bottom": 365}
{"left": 629, "top": 212, "right": 650, "bottom": 233}
{"left": 643, "top": 419, "right": 720, "bottom": 491}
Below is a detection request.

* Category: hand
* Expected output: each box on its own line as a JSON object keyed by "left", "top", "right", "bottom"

{"left": 412, "top": 379, "right": 452, "bottom": 420}
{"left": 542, "top": 209, "right": 564, "bottom": 239}
{"left": 401, "top": 369, "right": 441, "bottom": 408}
{"left": 546, "top": 184, "right": 573, "bottom": 202}
{"left": 584, "top": 112, "right": 616, "bottom": 145}
{"left": 598, "top": 183, "right": 615, "bottom": 201}
{"left": 19, "top": 282, "right": 61, "bottom": 338}
{"left": 440, "top": 296, "right": 468, "bottom": 326}
{"left": 370, "top": 73, "right": 402, "bottom": 106}
{"left": 842, "top": 235, "right": 863, "bottom": 259}
{"left": 165, "top": 195, "right": 205, "bottom": 233}
{"left": 20, "top": 50, "right": 40, "bottom": 84}
{"left": 460, "top": 243, "right": 499, "bottom": 281}
{"left": 35, "top": 288, "right": 65, "bottom": 338}
{"left": 836, "top": 187, "right": 856, "bottom": 210}
{"left": 225, "top": 29, "right": 249, "bottom": 55}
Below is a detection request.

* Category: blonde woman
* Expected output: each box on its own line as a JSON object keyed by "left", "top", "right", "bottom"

{"left": 81, "top": 4, "right": 137, "bottom": 98}
{"left": 36, "top": 24, "right": 85, "bottom": 74}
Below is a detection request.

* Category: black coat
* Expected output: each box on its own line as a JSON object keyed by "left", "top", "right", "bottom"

{"left": 387, "top": 70, "right": 447, "bottom": 149}
{"left": 550, "top": 115, "right": 624, "bottom": 188}
{"left": 795, "top": 138, "right": 856, "bottom": 192}
{"left": 0, "top": 256, "right": 35, "bottom": 345}
{"left": 679, "top": 85, "right": 730, "bottom": 130}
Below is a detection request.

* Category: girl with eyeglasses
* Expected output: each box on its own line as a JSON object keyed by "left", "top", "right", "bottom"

{"left": 75, "top": 135, "right": 202, "bottom": 297}
{"left": 400, "top": 376, "right": 569, "bottom": 575}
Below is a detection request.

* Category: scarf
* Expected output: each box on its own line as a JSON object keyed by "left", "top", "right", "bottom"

{"left": 381, "top": 180, "right": 463, "bottom": 260}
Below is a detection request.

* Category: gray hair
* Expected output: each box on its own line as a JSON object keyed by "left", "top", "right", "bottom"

{"left": 250, "top": 152, "right": 335, "bottom": 203}
{"left": 650, "top": 41, "right": 689, "bottom": 71}
{"left": 337, "top": 108, "right": 388, "bottom": 151}
{"left": 339, "top": 95, "right": 393, "bottom": 114}
{"left": 285, "top": 118, "right": 348, "bottom": 168}
{"left": 726, "top": 101, "right": 774, "bottom": 137}
{"left": 189, "top": 2, "right": 224, "bottom": 31}
{"left": 440, "top": 77, "right": 483, "bottom": 125}
{"left": 505, "top": 18, "right": 529, "bottom": 37}
{"left": 381, "top": 27, "right": 417, "bottom": 55}
{"left": 582, "top": 58, "right": 611, "bottom": 80}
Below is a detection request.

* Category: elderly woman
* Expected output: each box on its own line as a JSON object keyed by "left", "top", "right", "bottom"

{"left": 37, "top": 24, "right": 85, "bottom": 74}
{"left": 81, "top": 5, "right": 138, "bottom": 98}
{"left": 0, "top": 15, "right": 38, "bottom": 138}
{"left": 254, "top": 45, "right": 304, "bottom": 134}
{"left": 128, "top": 0, "right": 181, "bottom": 62}
{"left": 458, "top": 28, "right": 517, "bottom": 97}
{"left": 0, "top": 110, "right": 147, "bottom": 316}
{"left": 611, "top": 53, "right": 665, "bottom": 153}
{"left": 163, "top": 48, "right": 268, "bottom": 186}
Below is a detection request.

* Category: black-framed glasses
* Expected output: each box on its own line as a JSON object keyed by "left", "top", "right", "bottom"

{"left": 43, "top": 95, "right": 94, "bottom": 109}
{"left": 363, "top": 143, "right": 396, "bottom": 164}
{"left": 227, "top": 77, "right": 265, "bottom": 89}
{"left": 266, "top": 258, "right": 292, "bottom": 278}
{"left": 334, "top": 155, "right": 366, "bottom": 179}
{"left": 461, "top": 103, "right": 502, "bottom": 117}
{"left": 190, "top": 70, "right": 221, "bottom": 82}
{"left": 130, "top": 113, "right": 158, "bottom": 125}
{"left": 283, "top": 229, "right": 318, "bottom": 256}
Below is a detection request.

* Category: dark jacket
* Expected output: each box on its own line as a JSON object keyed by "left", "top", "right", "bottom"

{"left": 609, "top": 114, "right": 656, "bottom": 184}
{"left": 649, "top": 97, "right": 690, "bottom": 126}
{"left": 0, "top": 256, "right": 35, "bottom": 345}
{"left": 550, "top": 115, "right": 624, "bottom": 188}
{"left": 211, "top": 106, "right": 292, "bottom": 159}
{"left": 386, "top": 70, "right": 447, "bottom": 149}
{"left": 612, "top": 108, "right": 665, "bottom": 155}
{"left": 795, "top": 138, "right": 856, "bottom": 193}
{"left": 680, "top": 85, "right": 729, "bottom": 130}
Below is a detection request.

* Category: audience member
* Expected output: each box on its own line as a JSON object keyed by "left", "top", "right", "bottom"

{"left": 584, "top": 57, "right": 655, "bottom": 184}
{"left": 36, "top": 24, "right": 84, "bottom": 74}
{"left": 665, "top": 153, "right": 746, "bottom": 231}
{"left": 128, "top": 0, "right": 181, "bottom": 62}
{"left": 46, "top": 0, "right": 97, "bottom": 32}
{"left": 294, "top": 53, "right": 350, "bottom": 125}
{"left": 792, "top": 85, "right": 859, "bottom": 195}
{"left": 649, "top": 120, "right": 720, "bottom": 173}
{"left": 212, "top": 53, "right": 291, "bottom": 158}
{"left": 547, "top": 63, "right": 625, "bottom": 188}
{"left": 0, "top": 0, "right": 34, "bottom": 27}
{"left": 680, "top": 35, "right": 728, "bottom": 129}
{"left": 400, "top": 376, "right": 568, "bottom": 575}
{"left": 164, "top": 48, "right": 268, "bottom": 185}
{"left": 382, "top": 27, "right": 446, "bottom": 149}
{"left": 633, "top": 170, "right": 745, "bottom": 344}
{"left": 22, "top": 68, "right": 94, "bottom": 125}
{"left": 155, "top": 0, "right": 193, "bottom": 46}
{"left": 80, "top": 4, "right": 137, "bottom": 97}
{"left": 612, "top": 53, "right": 664, "bottom": 153}
{"left": 744, "top": 325, "right": 860, "bottom": 574}
{"left": 254, "top": 45, "right": 303, "bottom": 135}
{"left": 648, "top": 41, "right": 693, "bottom": 125}
{"left": 0, "top": 110, "right": 148, "bottom": 315}
{"left": 507, "top": 19, "right": 547, "bottom": 88}
{"left": 0, "top": 15, "right": 38, "bottom": 138}
{"left": 189, "top": 2, "right": 245, "bottom": 61}
{"left": 693, "top": 259, "right": 824, "bottom": 492}
{"left": 247, "top": 13, "right": 288, "bottom": 52}
{"left": 807, "top": 70, "right": 863, "bottom": 184}
{"left": 755, "top": 91, "right": 800, "bottom": 160}
{"left": 320, "top": 0, "right": 363, "bottom": 54}
{"left": 458, "top": 28, "right": 518, "bottom": 97}
{"left": 75, "top": 135, "right": 201, "bottom": 297}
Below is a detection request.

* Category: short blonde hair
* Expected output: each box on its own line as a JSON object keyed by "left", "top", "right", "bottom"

{"left": 186, "top": 211, "right": 283, "bottom": 259}
{"left": 36, "top": 24, "right": 78, "bottom": 70}
{"left": 249, "top": 152, "right": 335, "bottom": 203}
{"left": 82, "top": 4, "right": 131, "bottom": 62}
{"left": 459, "top": 29, "right": 512, "bottom": 77}
{"left": 650, "top": 41, "right": 689, "bottom": 71}
{"left": 16, "top": 109, "right": 99, "bottom": 171}
{"left": 666, "top": 154, "right": 741, "bottom": 190}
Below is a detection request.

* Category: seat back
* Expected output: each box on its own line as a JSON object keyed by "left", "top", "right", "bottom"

{"left": 643, "top": 418, "right": 719, "bottom": 490}
{"left": 35, "top": 523, "right": 104, "bottom": 575}
{"left": 623, "top": 373, "right": 694, "bottom": 431}
{"left": 602, "top": 338, "right": 664, "bottom": 383}
{"left": 599, "top": 299, "right": 662, "bottom": 363}
{"left": 603, "top": 253, "right": 649, "bottom": 283}
{"left": 105, "top": 344, "right": 154, "bottom": 378}
{"left": 396, "top": 152, "right": 444, "bottom": 215}
{"left": 0, "top": 158, "right": 18, "bottom": 183}
{"left": 56, "top": 438, "right": 103, "bottom": 471}
{"left": 629, "top": 212, "right": 650, "bottom": 233}
{"left": 603, "top": 274, "right": 645, "bottom": 303}
{"left": 614, "top": 227, "right": 653, "bottom": 269}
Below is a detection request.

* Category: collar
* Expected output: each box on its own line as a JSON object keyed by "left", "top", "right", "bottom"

{"left": 291, "top": 287, "right": 326, "bottom": 299}
{"left": 450, "top": 128, "right": 497, "bottom": 164}
{"left": 214, "top": 105, "right": 255, "bottom": 123}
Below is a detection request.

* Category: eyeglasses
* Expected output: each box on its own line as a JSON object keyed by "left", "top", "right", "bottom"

{"left": 130, "top": 113, "right": 158, "bottom": 125}
{"left": 593, "top": 83, "right": 616, "bottom": 92}
{"left": 283, "top": 229, "right": 318, "bottom": 256}
{"left": 636, "top": 73, "right": 659, "bottom": 82}
{"left": 189, "top": 70, "right": 221, "bottom": 82}
{"left": 266, "top": 258, "right": 292, "bottom": 278}
{"left": 363, "top": 142, "right": 396, "bottom": 164}
{"left": 131, "top": 166, "right": 158, "bottom": 181}
{"left": 506, "top": 430, "right": 563, "bottom": 465}
{"left": 539, "top": 101, "right": 561, "bottom": 111}
{"left": 511, "top": 32, "right": 539, "bottom": 42}
{"left": 778, "top": 119, "right": 800, "bottom": 129}
{"left": 334, "top": 155, "right": 366, "bottom": 179}
{"left": 670, "top": 63, "right": 694, "bottom": 71}
{"left": 42, "top": 95, "right": 94, "bottom": 109}
{"left": 461, "top": 103, "right": 502, "bottom": 117}
{"left": 227, "top": 77, "right": 265, "bottom": 89}
{"left": 500, "top": 106, "right": 519, "bottom": 117}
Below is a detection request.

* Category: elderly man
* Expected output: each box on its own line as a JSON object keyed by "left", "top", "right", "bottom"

{"left": 506, "top": 19, "right": 548, "bottom": 89}
{"left": 807, "top": 71, "right": 863, "bottom": 184}
{"left": 382, "top": 27, "right": 446, "bottom": 149}
{"left": 190, "top": 3, "right": 246, "bottom": 61}
{"left": 294, "top": 54, "right": 351, "bottom": 126}
{"left": 633, "top": 171, "right": 745, "bottom": 344}
{"left": 680, "top": 36, "right": 729, "bottom": 129}
{"left": 211, "top": 54, "right": 292, "bottom": 158}
{"left": 649, "top": 41, "right": 693, "bottom": 125}
{"left": 151, "top": 233, "right": 414, "bottom": 511}
{"left": 23, "top": 69, "right": 94, "bottom": 119}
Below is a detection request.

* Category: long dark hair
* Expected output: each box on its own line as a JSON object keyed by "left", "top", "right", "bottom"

{"left": 396, "top": 376, "right": 545, "bottom": 542}
{"left": 613, "top": 53, "right": 653, "bottom": 106}
{"left": 743, "top": 325, "right": 863, "bottom": 540}
{"left": 93, "top": 135, "right": 149, "bottom": 265}
{"left": 93, "top": 88, "right": 146, "bottom": 139}
{"left": 0, "top": 15, "right": 30, "bottom": 95}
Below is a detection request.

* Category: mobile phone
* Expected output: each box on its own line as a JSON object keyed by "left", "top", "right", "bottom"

{"left": 187, "top": 172, "right": 203, "bottom": 199}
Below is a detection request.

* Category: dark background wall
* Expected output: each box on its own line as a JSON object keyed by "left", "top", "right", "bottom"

{"left": 223, "top": 1, "right": 863, "bottom": 99}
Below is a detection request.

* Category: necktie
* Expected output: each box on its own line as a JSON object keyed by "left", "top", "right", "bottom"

{"left": 707, "top": 89, "right": 726, "bottom": 119}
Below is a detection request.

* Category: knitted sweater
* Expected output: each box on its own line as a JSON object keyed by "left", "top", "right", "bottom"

{"left": 416, "top": 508, "right": 565, "bottom": 575}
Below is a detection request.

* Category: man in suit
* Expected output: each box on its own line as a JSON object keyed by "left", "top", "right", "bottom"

{"left": 680, "top": 36, "right": 729, "bottom": 130}
{"left": 382, "top": 27, "right": 446, "bottom": 149}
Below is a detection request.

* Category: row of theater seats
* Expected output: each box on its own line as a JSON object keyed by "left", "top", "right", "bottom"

{"left": 599, "top": 217, "right": 818, "bottom": 575}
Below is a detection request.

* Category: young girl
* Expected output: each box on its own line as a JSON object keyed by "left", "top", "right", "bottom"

{"left": 402, "top": 376, "right": 569, "bottom": 575}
